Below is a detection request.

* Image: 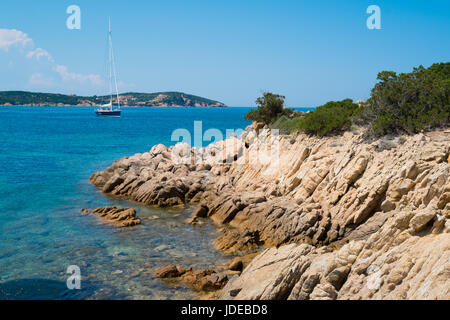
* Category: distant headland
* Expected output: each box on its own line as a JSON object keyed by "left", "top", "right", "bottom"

{"left": 0, "top": 91, "right": 227, "bottom": 107}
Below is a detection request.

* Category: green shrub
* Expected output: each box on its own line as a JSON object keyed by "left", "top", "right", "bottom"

{"left": 269, "top": 115, "right": 291, "bottom": 135}
{"left": 280, "top": 99, "right": 359, "bottom": 136}
{"left": 244, "top": 92, "right": 286, "bottom": 124}
{"left": 365, "top": 63, "right": 450, "bottom": 135}
{"left": 278, "top": 116, "right": 304, "bottom": 134}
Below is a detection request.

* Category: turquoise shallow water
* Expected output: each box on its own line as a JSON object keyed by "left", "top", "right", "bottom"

{"left": 0, "top": 106, "right": 253, "bottom": 299}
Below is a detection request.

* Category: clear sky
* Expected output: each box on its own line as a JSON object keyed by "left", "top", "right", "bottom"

{"left": 0, "top": 0, "right": 449, "bottom": 107}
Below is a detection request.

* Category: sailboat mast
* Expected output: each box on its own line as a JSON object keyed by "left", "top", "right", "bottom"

{"left": 108, "top": 18, "right": 113, "bottom": 110}
{"left": 96, "top": 18, "right": 121, "bottom": 116}
{"left": 109, "top": 18, "right": 121, "bottom": 110}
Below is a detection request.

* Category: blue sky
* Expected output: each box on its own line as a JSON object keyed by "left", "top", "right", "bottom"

{"left": 0, "top": 0, "right": 449, "bottom": 107}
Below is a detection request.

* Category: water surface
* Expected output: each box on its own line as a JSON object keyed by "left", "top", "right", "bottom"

{"left": 0, "top": 106, "right": 253, "bottom": 299}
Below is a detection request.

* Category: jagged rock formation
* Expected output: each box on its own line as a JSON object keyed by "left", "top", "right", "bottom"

{"left": 83, "top": 206, "right": 141, "bottom": 227}
{"left": 220, "top": 207, "right": 449, "bottom": 299}
{"left": 90, "top": 123, "right": 449, "bottom": 299}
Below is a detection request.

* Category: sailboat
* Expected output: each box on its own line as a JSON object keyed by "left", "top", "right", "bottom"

{"left": 96, "top": 18, "right": 121, "bottom": 117}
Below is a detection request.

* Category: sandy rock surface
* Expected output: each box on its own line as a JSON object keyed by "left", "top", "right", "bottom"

{"left": 91, "top": 123, "right": 450, "bottom": 299}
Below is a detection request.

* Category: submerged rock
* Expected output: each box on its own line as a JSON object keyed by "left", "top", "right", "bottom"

{"left": 154, "top": 265, "right": 187, "bottom": 278}
{"left": 80, "top": 208, "right": 90, "bottom": 215}
{"left": 88, "top": 206, "right": 141, "bottom": 227}
{"left": 154, "top": 265, "right": 228, "bottom": 292}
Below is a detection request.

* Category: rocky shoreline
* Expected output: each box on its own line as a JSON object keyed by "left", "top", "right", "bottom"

{"left": 90, "top": 122, "right": 449, "bottom": 300}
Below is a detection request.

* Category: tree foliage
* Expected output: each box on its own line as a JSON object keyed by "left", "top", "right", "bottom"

{"left": 244, "top": 92, "right": 286, "bottom": 124}
{"left": 365, "top": 63, "right": 450, "bottom": 135}
{"left": 251, "top": 62, "right": 449, "bottom": 137}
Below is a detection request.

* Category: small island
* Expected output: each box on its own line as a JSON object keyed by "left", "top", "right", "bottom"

{"left": 0, "top": 91, "right": 227, "bottom": 107}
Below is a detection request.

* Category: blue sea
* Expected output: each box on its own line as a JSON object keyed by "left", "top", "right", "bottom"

{"left": 0, "top": 106, "right": 255, "bottom": 300}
